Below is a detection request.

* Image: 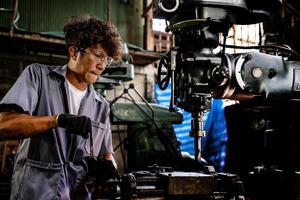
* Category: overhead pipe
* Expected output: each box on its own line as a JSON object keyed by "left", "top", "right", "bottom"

{"left": 106, "top": 0, "right": 112, "bottom": 22}
{"left": 9, "top": 0, "right": 19, "bottom": 37}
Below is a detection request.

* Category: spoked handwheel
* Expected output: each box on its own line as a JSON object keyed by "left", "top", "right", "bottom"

{"left": 157, "top": 55, "right": 171, "bottom": 90}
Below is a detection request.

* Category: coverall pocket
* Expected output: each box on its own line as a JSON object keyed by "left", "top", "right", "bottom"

{"left": 18, "top": 159, "right": 62, "bottom": 200}
{"left": 85, "top": 122, "right": 106, "bottom": 155}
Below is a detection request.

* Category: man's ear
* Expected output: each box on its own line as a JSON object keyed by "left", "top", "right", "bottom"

{"left": 68, "top": 47, "right": 78, "bottom": 61}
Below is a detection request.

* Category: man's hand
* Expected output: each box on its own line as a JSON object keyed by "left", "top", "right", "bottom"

{"left": 56, "top": 114, "right": 91, "bottom": 138}
{"left": 83, "top": 157, "right": 119, "bottom": 185}
{"left": 94, "top": 158, "right": 119, "bottom": 185}
{"left": 82, "top": 157, "right": 119, "bottom": 198}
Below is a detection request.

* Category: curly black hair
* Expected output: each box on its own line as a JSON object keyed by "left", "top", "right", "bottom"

{"left": 63, "top": 15, "right": 123, "bottom": 60}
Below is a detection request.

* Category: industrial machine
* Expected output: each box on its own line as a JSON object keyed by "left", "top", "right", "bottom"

{"left": 154, "top": 0, "right": 284, "bottom": 161}
{"left": 152, "top": 0, "right": 300, "bottom": 199}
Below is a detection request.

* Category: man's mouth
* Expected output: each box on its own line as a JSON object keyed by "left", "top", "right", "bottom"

{"left": 92, "top": 71, "right": 101, "bottom": 76}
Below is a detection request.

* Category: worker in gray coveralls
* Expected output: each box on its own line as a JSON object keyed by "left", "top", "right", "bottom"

{"left": 0, "top": 15, "right": 122, "bottom": 199}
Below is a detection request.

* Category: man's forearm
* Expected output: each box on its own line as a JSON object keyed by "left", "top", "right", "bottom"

{"left": 0, "top": 112, "right": 57, "bottom": 140}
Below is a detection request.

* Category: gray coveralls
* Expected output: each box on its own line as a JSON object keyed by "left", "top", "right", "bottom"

{"left": 0, "top": 64, "right": 113, "bottom": 200}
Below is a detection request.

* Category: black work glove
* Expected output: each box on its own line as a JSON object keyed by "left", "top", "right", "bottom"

{"left": 84, "top": 157, "right": 119, "bottom": 185}
{"left": 95, "top": 158, "right": 119, "bottom": 185}
{"left": 57, "top": 114, "right": 91, "bottom": 138}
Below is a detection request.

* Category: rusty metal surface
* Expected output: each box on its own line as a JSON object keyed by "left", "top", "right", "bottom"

{"left": 160, "top": 172, "right": 215, "bottom": 196}
{"left": 0, "top": 31, "right": 65, "bottom": 44}
{"left": 129, "top": 49, "right": 162, "bottom": 66}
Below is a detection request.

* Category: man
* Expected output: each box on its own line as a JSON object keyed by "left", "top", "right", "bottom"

{"left": 0, "top": 15, "right": 122, "bottom": 199}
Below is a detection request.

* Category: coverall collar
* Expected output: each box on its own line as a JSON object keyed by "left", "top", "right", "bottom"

{"left": 50, "top": 65, "right": 102, "bottom": 102}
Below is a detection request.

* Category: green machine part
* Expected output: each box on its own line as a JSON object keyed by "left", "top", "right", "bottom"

{"left": 111, "top": 102, "right": 183, "bottom": 125}
{"left": 111, "top": 102, "right": 184, "bottom": 171}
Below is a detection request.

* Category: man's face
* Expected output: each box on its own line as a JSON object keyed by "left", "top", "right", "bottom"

{"left": 71, "top": 44, "right": 111, "bottom": 84}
